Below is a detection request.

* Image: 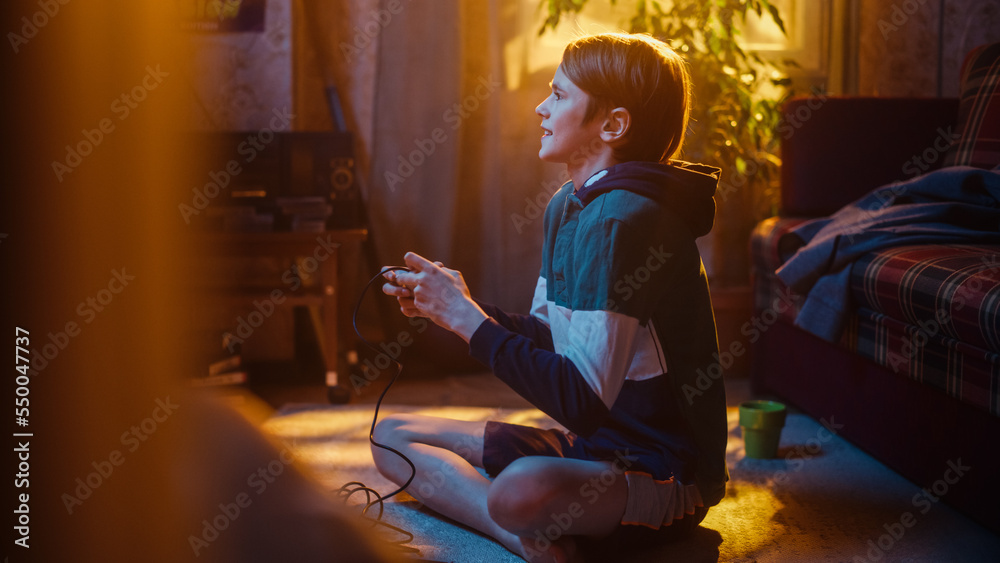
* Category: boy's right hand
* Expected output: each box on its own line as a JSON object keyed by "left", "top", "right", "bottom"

{"left": 381, "top": 266, "right": 421, "bottom": 317}
{"left": 381, "top": 261, "right": 447, "bottom": 299}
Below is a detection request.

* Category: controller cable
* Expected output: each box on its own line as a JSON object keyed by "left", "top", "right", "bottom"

{"left": 335, "top": 266, "right": 419, "bottom": 554}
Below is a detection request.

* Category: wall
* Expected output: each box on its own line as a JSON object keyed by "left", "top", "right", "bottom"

{"left": 859, "top": 0, "right": 1000, "bottom": 97}
{"left": 184, "top": 0, "right": 294, "bottom": 130}
{"left": 291, "top": 0, "right": 380, "bottom": 179}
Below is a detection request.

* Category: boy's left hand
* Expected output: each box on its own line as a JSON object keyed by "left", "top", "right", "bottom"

{"left": 389, "top": 252, "right": 488, "bottom": 342}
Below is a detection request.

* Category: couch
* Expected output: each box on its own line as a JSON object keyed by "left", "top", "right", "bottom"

{"left": 749, "top": 43, "right": 1000, "bottom": 534}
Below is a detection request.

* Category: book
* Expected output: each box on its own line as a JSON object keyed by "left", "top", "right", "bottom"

{"left": 191, "top": 371, "right": 248, "bottom": 387}
{"left": 208, "top": 354, "right": 242, "bottom": 376}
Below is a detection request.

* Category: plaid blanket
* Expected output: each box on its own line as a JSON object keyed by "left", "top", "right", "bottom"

{"left": 753, "top": 219, "right": 1000, "bottom": 417}
{"left": 776, "top": 167, "right": 1000, "bottom": 342}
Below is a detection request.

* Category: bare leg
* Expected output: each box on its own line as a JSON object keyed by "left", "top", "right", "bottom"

{"left": 371, "top": 414, "right": 630, "bottom": 562}
{"left": 372, "top": 414, "right": 531, "bottom": 556}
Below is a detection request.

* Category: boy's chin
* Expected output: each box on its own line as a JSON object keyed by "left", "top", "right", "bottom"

{"left": 537, "top": 149, "right": 561, "bottom": 163}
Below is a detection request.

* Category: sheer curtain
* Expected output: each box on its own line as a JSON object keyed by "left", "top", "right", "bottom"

{"left": 297, "top": 0, "right": 611, "bottom": 348}
{"left": 366, "top": 0, "right": 561, "bottom": 313}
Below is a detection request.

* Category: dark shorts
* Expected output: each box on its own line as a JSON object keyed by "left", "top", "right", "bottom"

{"left": 481, "top": 420, "right": 707, "bottom": 556}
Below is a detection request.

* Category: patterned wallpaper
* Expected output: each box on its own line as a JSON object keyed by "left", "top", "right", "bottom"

{"left": 185, "top": 0, "right": 293, "bottom": 131}
{"left": 859, "top": 0, "right": 1000, "bottom": 97}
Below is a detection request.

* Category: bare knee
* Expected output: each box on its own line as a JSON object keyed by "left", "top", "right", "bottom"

{"left": 487, "top": 457, "right": 563, "bottom": 534}
{"left": 371, "top": 413, "right": 412, "bottom": 446}
{"left": 370, "top": 414, "right": 419, "bottom": 477}
{"left": 375, "top": 411, "right": 447, "bottom": 446}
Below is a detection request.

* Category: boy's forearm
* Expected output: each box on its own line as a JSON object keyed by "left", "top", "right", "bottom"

{"left": 448, "top": 303, "right": 489, "bottom": 343}
{"left": 475, "top": 300, "right": 555, "bottom": 351}
{"left": 469, "top": 318, "right": 612, "bottom": 437}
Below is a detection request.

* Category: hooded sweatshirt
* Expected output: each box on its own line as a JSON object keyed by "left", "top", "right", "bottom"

{"left": 469, "top": 160, "right": 730, "bottom": 507}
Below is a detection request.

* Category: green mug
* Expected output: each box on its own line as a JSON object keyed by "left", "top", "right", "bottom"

{"left": 739, "top": 400, "right": 787, "bottom": 459}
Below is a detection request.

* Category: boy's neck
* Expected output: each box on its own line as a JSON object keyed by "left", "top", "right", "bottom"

{"left": 568, "top": 152, "right": 621, "bottom": 192}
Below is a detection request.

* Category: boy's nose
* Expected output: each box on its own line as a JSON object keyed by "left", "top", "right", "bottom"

{"left": 535, "top": 99, "right": 548, "bottom": 117}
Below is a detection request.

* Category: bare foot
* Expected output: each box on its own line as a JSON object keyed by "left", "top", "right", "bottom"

{"left": 516, "top": 534, "right": 579, "bottom": 563}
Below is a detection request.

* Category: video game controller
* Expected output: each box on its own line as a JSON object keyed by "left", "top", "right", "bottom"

{"left": 381, "top": 266, "right": 412, "bottom": 288}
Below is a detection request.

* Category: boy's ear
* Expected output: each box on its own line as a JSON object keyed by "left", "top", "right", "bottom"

{"left": 600, "top": 107, "right": 631, "bottom": 144}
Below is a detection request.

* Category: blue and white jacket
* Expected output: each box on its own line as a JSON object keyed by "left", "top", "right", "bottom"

{"left": 469, "top": 160, "right": 730, "bottom": 506}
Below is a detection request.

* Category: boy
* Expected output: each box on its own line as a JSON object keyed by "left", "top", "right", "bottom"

{"left": 376, "top": 33, "right": 728, "bottom": 562}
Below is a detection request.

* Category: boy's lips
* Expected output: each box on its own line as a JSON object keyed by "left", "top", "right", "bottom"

{"left": 541, "top": 127, "right": 552, "bottom": 138}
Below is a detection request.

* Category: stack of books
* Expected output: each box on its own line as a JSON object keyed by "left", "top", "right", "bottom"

{"left": 192, "top": 353, "right": 247, "bottom": 387}
{"left": 204, "top": 205, "right": 275, "bottom": 232}
{"left": 276, "top": 196, "right": 332, "bottom": 232}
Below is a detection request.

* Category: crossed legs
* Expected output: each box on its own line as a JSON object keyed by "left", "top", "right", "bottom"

{"left": 371, "top": 413, "right": 629, "bottom": 562}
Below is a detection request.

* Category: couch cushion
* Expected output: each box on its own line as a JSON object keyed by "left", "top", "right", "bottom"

{"left": 849, "top": 306, "right": 1000, "bottom": 417}
{"left": 850, "top": 245, "right": 1000, "bottom": 353}
{"left": 943, "top": 42, "right": 1000, "bottom": 170}
{"left": 751, "top": 220, "right": 1000, "bottom": 354}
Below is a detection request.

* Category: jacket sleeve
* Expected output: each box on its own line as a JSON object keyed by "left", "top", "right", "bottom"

{"left": 469, "top": 318, "right": 614, "bottom": 436}
{"left": 469, "top": 214, "right": 682, "bottom": 436}
{"left": 474, "top": 276, "right": 554, "bottom": 351}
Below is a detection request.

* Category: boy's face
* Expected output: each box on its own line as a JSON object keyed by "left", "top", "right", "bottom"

{"left": 535, "top": 65, "right": 606, "bottom": 165}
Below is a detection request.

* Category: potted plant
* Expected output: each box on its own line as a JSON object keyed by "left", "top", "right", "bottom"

{"left": 539, "top": 0, "right": 793, "bottom": 288}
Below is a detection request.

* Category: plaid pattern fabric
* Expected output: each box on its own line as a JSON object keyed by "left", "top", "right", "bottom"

{"left": 750, "top": 217, "right": 809, "bottom": 322}
{"left": 752, "top": 218, "right": 1000, "bottom": 416}
{"left": 750, "top": 216, "right": 810, "bottom": 275}
{"left": 849, "top": 307, "right": 1000, "bottom": 416}
{"left": 943, "top": 42, "right": 1000, "bottom": 169}
{"left": 851, "top": 245, "right": 1000, "bottom": 353}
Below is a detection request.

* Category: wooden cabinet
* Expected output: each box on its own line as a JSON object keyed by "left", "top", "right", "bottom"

{"left": 202, "top": 229, "right": 367, "bottom": 401}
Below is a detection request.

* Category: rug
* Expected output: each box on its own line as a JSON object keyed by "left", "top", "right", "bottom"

{"left": 263, "top": 404, "right": 999, "bottom": 562}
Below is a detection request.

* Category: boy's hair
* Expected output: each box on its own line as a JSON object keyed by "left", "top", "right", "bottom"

{"left": 561, "top": 33, "right": 691, "bottom": 163}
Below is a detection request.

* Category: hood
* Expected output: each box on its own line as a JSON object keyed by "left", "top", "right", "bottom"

{"left": 576, "top": 160, "right": 720, "bottom": 237}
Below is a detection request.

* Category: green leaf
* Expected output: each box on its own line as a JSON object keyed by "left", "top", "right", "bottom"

{"left": 538, "top": 0, "right": 795, "bottom": 229}
{"left": 766, "top": 2, "right": 787, "bottom": 35}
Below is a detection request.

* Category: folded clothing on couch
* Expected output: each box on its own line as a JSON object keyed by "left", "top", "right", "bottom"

{"left": 775, "top": 166, "right": 1000, "bottom": 342}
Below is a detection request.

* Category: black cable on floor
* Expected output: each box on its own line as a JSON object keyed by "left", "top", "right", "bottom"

{"left": 336, "top": 266, "right": 418, "bottom": 554}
